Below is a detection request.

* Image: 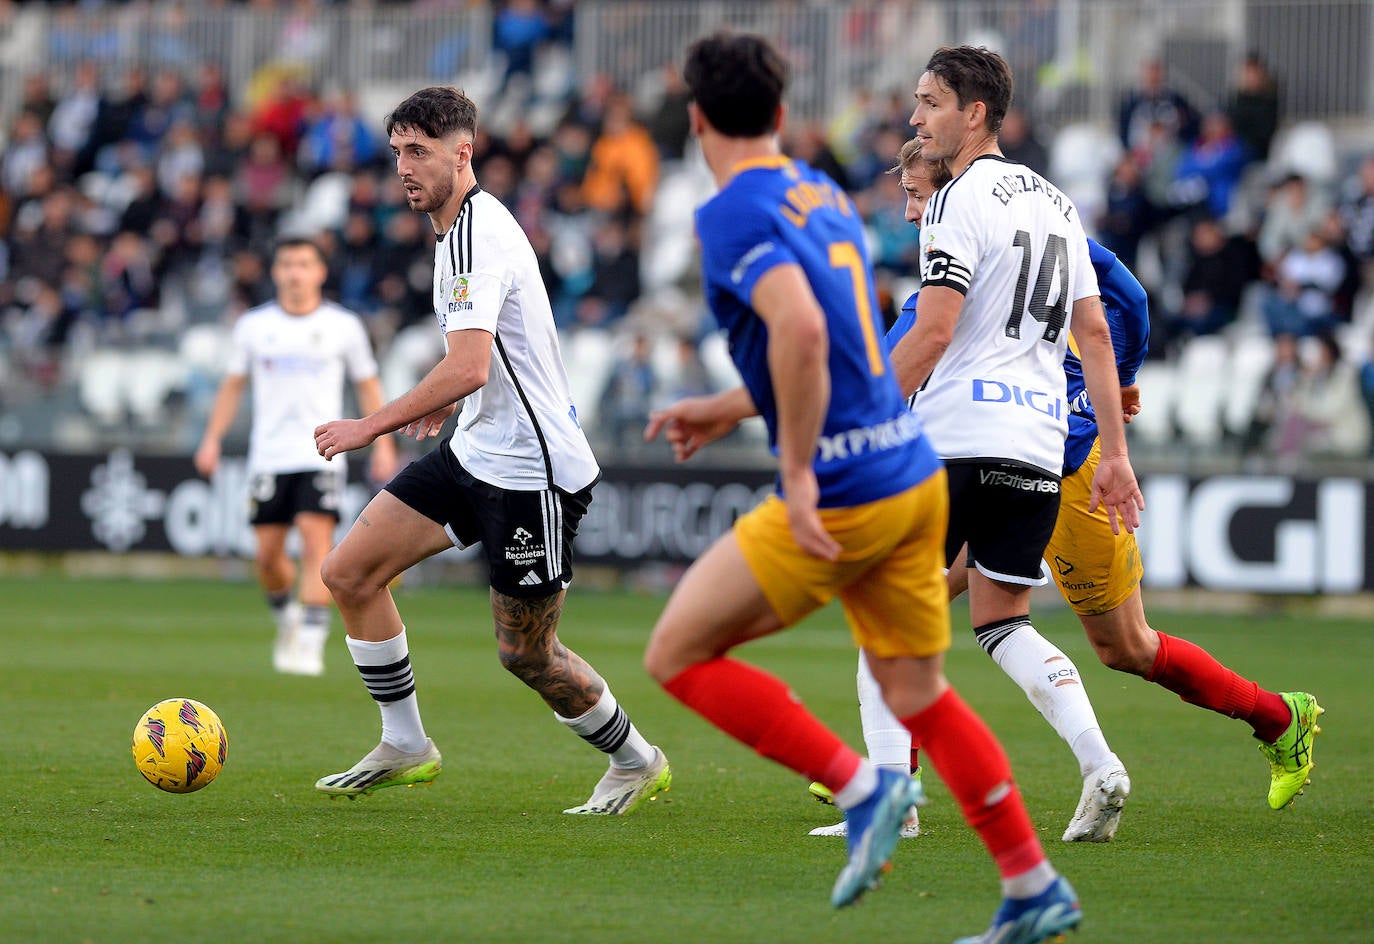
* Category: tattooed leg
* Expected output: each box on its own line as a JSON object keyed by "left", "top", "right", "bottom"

{"left": 492, "top": 588, "right": 606, "bottom": 717}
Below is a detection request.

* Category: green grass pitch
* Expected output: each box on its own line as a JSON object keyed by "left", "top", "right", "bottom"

{"left": 2, "top": 573, "right": 1370, "bottom": 943}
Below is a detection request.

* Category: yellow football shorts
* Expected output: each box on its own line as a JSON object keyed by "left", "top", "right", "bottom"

{"left": 1044, "top": 440, "right": 1144, "bottom": 616}
{"left": 733, "top": 469, "right": 951, "bottom": 658}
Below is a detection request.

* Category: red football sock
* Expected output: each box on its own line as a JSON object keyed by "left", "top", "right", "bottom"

{"left": 902, "top": 689, "right": 1044, "bottom": 878}
{"left": 663, "top": 658, "right": 861, "bottom": 790}
{"left": 1147, "top": 632, "right": 1291, "bottom": 743}
{"left": 910, "top": 745, "right": 921, "bottom": 775}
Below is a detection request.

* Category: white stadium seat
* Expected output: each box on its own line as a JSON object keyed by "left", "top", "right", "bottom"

{"left": 1267, "top": 121, "right": 1339, "bottom": 186}
{"left": 379, "top": 324, "right": 445, "bottom": 412}
{"left": 698, "top": 331, "right": 742, "bottom": 392}
{"left": 1224, "top": 333, "right": 1276, "bottom": 439}
{"left": 1174, "top": 335, "right": 1231, "bottom": 447}
{"left": 1128, "top": 360, "right": 1179, "bottom": 448}
{"left": 561, "top": 328, "right": 617, "bottom": 429}
{"left": 77, "top": 350, "right": 129, "bottom": 427}
{"left": 125, "top": 348, "right": 189, "bottom": 426}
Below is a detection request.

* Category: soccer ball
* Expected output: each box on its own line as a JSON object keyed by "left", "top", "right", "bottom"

{"left": 131, "top": 698, "right": 228, "bottom": 794}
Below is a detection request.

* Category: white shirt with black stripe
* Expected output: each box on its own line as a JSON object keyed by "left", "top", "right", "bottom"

{"left": 431, "top": 186, "right": 600, "bottom": 493}
{"left": 915, "top": 154, "right": 1099, "bottom": 475}
{"left": 226, "top": 300, "right": 379, "bottom": 476}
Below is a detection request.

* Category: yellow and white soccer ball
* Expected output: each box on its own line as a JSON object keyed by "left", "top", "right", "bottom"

{"left": 131, "top": 698, "right": 228, "bottom": 794}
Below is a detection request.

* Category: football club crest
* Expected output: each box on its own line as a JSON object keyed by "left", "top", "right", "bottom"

{"left": 448, "top": 275, "right": 473, "bottom": 313}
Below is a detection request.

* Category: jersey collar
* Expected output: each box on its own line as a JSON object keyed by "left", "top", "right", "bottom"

{"left": 726, "top": 154, "right": 797, "bottom": 185}
{"left": 437, "top": 183, "right": 484, "bottom": 240}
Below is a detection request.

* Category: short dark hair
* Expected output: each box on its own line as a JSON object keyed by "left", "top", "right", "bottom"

{"left": 272, "top": 237, "right": 326, "bottom": 265}
{"left": 385, "top": 86, "right": 478, "bottom": 139}
{"left": 683, "top": 32, "right": 789, "bottom": 138}
{"left": 924, "top": 46, "right": 1014, "bottom": 136}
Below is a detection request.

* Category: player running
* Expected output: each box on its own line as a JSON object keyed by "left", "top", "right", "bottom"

{"left": 194, "top": 238, "right": 398, "bottom": 676}
{"left": 643, "top": 33, "right": 1078, "bottom": 928}
{"left": 816, "top": 139, "right": 1323, "bottom": 851}
{"left": 886, "top": 48, "right": 1145, "bottom": 862}
{"left": 311, "top": 86, "right": 670, "bottom": 813}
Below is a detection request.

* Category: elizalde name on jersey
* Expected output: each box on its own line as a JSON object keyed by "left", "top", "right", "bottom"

{"left": 988, "top": 170, "right": 1074, "bottom": 221}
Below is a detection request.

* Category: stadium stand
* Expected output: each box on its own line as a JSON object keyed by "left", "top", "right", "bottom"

{"left": 0, "top": 0, "right": 1371, "bottom": 470}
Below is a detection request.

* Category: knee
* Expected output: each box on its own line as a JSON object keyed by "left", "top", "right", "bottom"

{"left": 255, "top": 547, "right": 289, "bottom": 575}
{"left": 1086, "top": 622, "right": 1158, "bottom": 676}
{"left": 497, "top": 643, "right": 528, "bottom": 676}
{"left": 319, "top": 550, "right": 367, "bottom": 608}
{"left": 643, "top": 639, "right": 676, "bottom": 686}
{"left": 496, "top": 634, "right": 555, "bottom": 682}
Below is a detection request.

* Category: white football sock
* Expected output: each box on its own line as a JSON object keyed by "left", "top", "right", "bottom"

{"left": 856, "top": 651, "right": 913, "bottom": 772}
{"left": 1002, "top": 860, "right": 1058, "bottom": 900}
{"left": 980, "top": 621, "right": 1115, "bottom": 777}
{"left": 556, "top": 687, "right": 656, "bottom": 769}
{"left": 298, "top": 605, "right": 330, "bottom": 650}
{"left": 267, "top": 590, "right": 295, "bottom": 630}
{"left": 346, "top": 630, "right": 428, "bottom": 754}
{"left": 833, "top": 761, "right": 880, "bottom": 811}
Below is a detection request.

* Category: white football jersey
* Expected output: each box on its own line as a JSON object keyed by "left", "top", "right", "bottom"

{"left": 226, "top": 301, "right": 379, "bottom": 475}
{"left": 431, "top": 187, "right": 599, "bottom": 493}
{"left": 915, "top": 155, "right": 1099, "bottom": 474}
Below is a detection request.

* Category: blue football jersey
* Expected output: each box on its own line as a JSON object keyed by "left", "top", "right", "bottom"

{"left": 695, "top": 156, "right": 940, "bottom": 507}
{"left": 1062, "top": 239, "right": 1150, "bottom": 475}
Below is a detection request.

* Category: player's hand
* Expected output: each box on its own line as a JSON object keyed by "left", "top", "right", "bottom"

{"left": 1088, "top": 452, "right": 1145, "bottom": 535}
{"left": 402, "top": 403, "right": 457, "bottom": 441}
{"left": 1121, "top": 384, "right": 1141, "bottom": 424}
{"left": 193, "top": 440, "right": 219, "bottom": 477}
{"left": 315, "top": 418, "right": 375, "bottom": 460}
{"left": 368, "top": 440, "right": 401, "bottom": 484}
{"left": 781, "top": 467, "right": 841, "bottom": 561}
{"left": 644, "top": 395, "right": 740, "bottom": 462}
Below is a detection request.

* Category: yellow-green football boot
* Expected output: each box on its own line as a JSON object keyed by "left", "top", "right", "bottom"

{"left": 1259, "top": 692, "right": 1324, "bottom": 809}
{"left": 810, "top": 766, "right": 926, "bottom": 807}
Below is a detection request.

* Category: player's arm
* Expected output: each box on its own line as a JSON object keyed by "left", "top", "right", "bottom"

{"left": 193, "top": 373, "right": 247, "bottom": 476}
{"left": 1073, "top": 295, "right": 1144, "bottom": 533}
{"left": 645, "top": 385, "right": 757, "bottom": 462}
{"left": 1087, "top": 240, "right": 1150, "bottom": 422}
{"left": 1109, "top": 262, "right": 1150, "bottom": 424}
{"left": 752, "top": 263, "right": 841, "bottom": 561}
{"left": 890, "top": 285, "right": 959, "bottom": 397}
{"left": 1104, "top": 258, "right": 1150, "bottom": 386}
{"left": 353, "top": 375, "right": 400, "bottom": 481}
{"left": 316, "top": 328, "right": 491, "bottom": 459}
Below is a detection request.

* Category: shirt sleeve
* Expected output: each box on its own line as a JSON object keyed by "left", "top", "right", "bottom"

{"left": 440, "top": 269, "right": 508, "bottom": 335}
{"left": 697, "top": 198, "right": 797, "bottom": 305}
{"left": 1071, "top": 226, "right": 1100, "bottom": 302}
{"left": 1089, "top": 240, "right": 1150, "bottom": 388}
{"left": 341, "top": 314, "right": 379, "bottom": 382}
{"left": 918, "top": 189, "right": 978, "bottom": 295}
{"left": 225, "top": 317, "right": 250, "bottom": 376}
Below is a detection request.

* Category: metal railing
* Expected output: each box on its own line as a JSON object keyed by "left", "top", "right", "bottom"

{"left": 574, "top": 0, "right": 1372, "bottom": 128}
{"left": 0, "top": 4, "right": 495, "bottom": 120}
{"left": 0, "top": 2, "right": 1369, "bottom": 130}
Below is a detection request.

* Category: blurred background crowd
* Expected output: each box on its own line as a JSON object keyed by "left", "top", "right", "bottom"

{"left": 1, "top": 0, "right": 1373, "bottom": 469}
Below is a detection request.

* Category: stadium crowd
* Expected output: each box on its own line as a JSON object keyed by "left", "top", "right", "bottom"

{"left": 1, "top": 0, "right": 1372, "bottom": 461}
